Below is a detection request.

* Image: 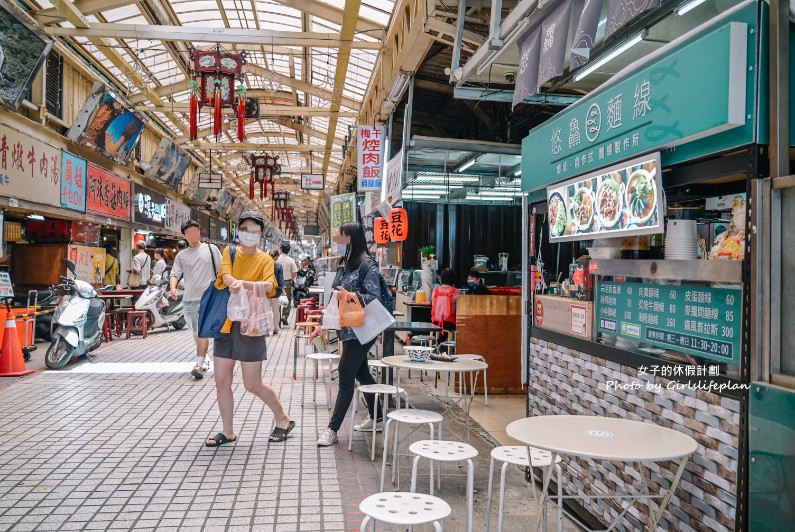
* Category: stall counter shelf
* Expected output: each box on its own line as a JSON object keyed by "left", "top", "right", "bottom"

{"left": 533, "top": 294, "right": 595, "bottom": 342}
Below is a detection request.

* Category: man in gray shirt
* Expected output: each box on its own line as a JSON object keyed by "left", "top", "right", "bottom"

{"left": 129, "top": 241, "right": 151, "bottom": 287}
{"left": 170, "top": 220, "right": 222, "bottom": 380}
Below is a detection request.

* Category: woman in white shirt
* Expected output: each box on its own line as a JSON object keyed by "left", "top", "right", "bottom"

{"left": 152, "top": 248, "right": 167, "bottom": 279}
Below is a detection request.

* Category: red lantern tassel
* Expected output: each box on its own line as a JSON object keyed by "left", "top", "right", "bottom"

{"left": 189, "top": 93, "right": 198, "bottom": 140}
{"left": 237, "top": 97, "right": 246, "bottom": 141}
{"left": 213, "top": 90, "right": 222, "bottom": 141}
{"left": 260, "top": 180, "right": 265, "bottom": 200}
{"left": 249, "top": 176, "right": 254, "bottom": 199}
{"left": 271, "top": 179, "right": 275, "bottom": 199}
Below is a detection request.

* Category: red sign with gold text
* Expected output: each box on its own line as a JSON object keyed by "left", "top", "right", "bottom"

{"left": 86, "top": 163, "right": 132, "bottom": 221}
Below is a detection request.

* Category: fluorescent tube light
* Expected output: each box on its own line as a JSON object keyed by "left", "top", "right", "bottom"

{"left": 458, "top": 159, "right": 477, "bottom": 173}
{"left": 574, "top": 30, "right": 647, "bottom": 82}
{"left": 514, "top": 169, "right": 522, "bottom": 176}
{"left": 415, "top": 176, "right": 481, "bottom": 183}
{"left": 387, "top": 71, "right": 411, "bottom": 103}
{"left": 677, "top": 0, "right": 708, "bottom": 15}
{"left": 26, "top": 214, "right": 44, "bottom": 220}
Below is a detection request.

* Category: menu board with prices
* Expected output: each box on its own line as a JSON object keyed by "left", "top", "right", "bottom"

{"left": 595, "top": 280, "right": 742, "bottom": 364}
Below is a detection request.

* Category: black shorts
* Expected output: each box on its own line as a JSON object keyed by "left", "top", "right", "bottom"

{"left": 213, "top": 322, "right": 267, "bottom": 362}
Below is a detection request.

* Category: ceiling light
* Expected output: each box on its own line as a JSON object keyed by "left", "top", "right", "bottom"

{"left": 414, "top": 176, "right": 481, "bottom": 183}
{"left": 574, "top": 30, "right": 647, "bottom": 82}
{"left": 457, "top": 156, "right": 480, "bottom": 173}
{"left": 26, "top": 214, "right": 44, "bottom": 220}
{"left": 677, "top": 0, "right": 707, "bottom": 15}
{"left": 514, "top": 169, "right": 522, "bottom": 176}
{"left": 387, "top": 71, "right": 412, "bottom": 103}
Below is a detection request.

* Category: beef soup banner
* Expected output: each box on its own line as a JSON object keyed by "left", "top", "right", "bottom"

{"left": 547, "top": 152, "right": 663, "bottom": 242}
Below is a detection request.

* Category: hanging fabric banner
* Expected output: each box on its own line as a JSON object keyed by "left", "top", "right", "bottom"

{"left": 511, "top": 26, "right": 542, "bottom": 110}
{"left": 537, "top": 1, "right": 573, "bottom": 88}
{"left": 570, "top": 0, "right": 605, "bottom": 70}
{"left": 357, "top": 126, "right": 385, "bottom": 192}
{"left": 604, "top": 0, "right": 660, "bottom": 39}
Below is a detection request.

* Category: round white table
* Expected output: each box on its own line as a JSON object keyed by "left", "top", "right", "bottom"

{"left": 382, "top": 355, "right": 488, "bottom": 441}
{"left": 308, "top": 286, "right": 325, "bottom": 305}
{"left": 506, "top": 415, "right": 698, "bottom": 532}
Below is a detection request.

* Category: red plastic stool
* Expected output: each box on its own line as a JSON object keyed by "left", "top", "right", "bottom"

{"left": 126, "top": 311, "right": 149, "bottom": 339}
{"left": 114, "top": 308, "right": 131, "bottom": 336}
{"left": 102, "top": 315, "right": 113, "bottom": 343}
{"left": 299, "top": 298, "right": 317, "bottom": 308}
{"left": 296, "top": 305, "right": 311, "bottom": 323}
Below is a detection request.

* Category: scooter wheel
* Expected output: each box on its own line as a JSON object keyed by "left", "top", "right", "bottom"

{"left": 172, "top": 316, "right": 186, "bottom": 330}
{"left": 44, "top": 337, "right": 71, "bottom": 370}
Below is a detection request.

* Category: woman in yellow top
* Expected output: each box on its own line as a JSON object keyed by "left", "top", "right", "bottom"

{"left": 205, "top": 211, "right": 294, "bottom": 447}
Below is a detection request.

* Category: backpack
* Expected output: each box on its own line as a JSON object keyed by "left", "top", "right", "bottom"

{"left": 432, "top": 286, "right": 457, "bottom": 326}
{"left": 340, "top": 258, "right": 394, "bottom": 313}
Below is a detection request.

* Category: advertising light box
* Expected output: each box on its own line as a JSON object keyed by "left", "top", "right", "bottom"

{"left": 547, "top": 152, "right": 663, "bottom": 242}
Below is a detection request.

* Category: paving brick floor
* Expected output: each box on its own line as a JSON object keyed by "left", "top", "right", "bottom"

{"left": 0, "top": 319, "right": 579, "bottom": 532}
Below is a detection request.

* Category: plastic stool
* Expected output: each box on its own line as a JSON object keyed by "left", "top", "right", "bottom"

{"left": 485, "top": 446, "right": 563, "bottom": 532}
{"left": 102, "top": 315, "right": 113, "bottom": 343}
{"left": 410, "top": 440, "right": 478, "bottom": 532}
{"left": 380, "top": 409, "right": 443, "bottom": 491}
{"left": 301, "top": 352, "right": 340, "bottom": 408}
{"left": 293, "top": 333, "right": 310, "bottom": 379}
{"left": 125, "top": 311, "right": 148, "bottom": 339}
{"left": 359, "top": 492, "right": 450, "bottom": 532}
{"left": 348, "top": 383, "right": 404, "bottom": 461}
{"left": 455, "top": 354, "right": 488, "bottom": 405}
{"left": 113, "top": 308, "right": 131, "bottom": 336}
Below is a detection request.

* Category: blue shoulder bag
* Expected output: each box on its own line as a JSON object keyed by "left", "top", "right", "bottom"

{"left": 198, "top": 246, "right": 236, "bottom": 339}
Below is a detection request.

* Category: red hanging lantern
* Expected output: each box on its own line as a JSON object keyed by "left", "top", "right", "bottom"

{"left": 374, "top": 217, "right": 390, "bottom": 244}
{"left": 388, "top": 208, "right": 408, "bottom": 242}
{"left": 190, "top": 45, "right": 247, "bottom": 142}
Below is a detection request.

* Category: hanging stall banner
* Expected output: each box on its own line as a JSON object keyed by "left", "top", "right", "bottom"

{"left": 60, "top": 150, "right": 87, "bottom": 212}
{"left": 522, "top": 20, "right": 750, "bottom": 189}
{"left": 361, "top": 214, "right": 376, "bottom": 253}
{"left": 330, "top": 192, "right": 356, "bottom": 238}
{"left": 547, "top": 152, "right": 663, "bottom": 242}
{"left": 605, "top": 0, "right": 661, "bottom": 39}
{"left": 26, "top": 220, "right": 70, "bottom": 242}
{"left": 0, "top": 124, "right": 61, "bottom": 208}
{"left": 86, "top": 163, "right": 131, "bottom": 221}
{"left": 382, "top": 151, "right": 403, "bottom": 205}
{"left": 67, "top": 244, "right": 106, "bottom": 285}
{"left": 357, "top": 126, "right": 385, "bottom": 191}
{"left": 165, "top": 199, "right": 191, "bottom": 234}
{"left": 537, "top": 1, "right": 572, "bottom": 87}
{"left": 133, "top": 183, "right": 167, "bottom": 228}
{"left": 71, "top": 221, "right": 100, "bottom": 244}
{"left": 301, "top": 173, "right": 324, "bottom": 190}
{"left": 512, "top": 26, "right": 542, "bottom": 110}
{"left": 595, "top": 280, "right": 742, "bottom": 364}
{"left": 145, "top": 138, "right": 191, "bottom": 192}
{"left": 570, "top": 0, "right": 606, "bottom": 70}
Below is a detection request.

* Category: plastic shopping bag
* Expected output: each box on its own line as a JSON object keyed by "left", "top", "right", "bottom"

{"left": 241, "top": 283, "right": 274, "bottom": 337}
{"left": 338, "top": 288, "right": 366, "bottom": 328}
{"left": 321, "top": 290, "right": 340, "bottom": 330}
{"left": 227, "top": 287, "right": 250, "bottom": 322}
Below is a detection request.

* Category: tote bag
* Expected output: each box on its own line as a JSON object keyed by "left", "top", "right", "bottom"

{"left": 198, "top": 246, "right": 236, "bottom": 339}
{"left": 351, "top": 298, "right": 396, "bottom": 344}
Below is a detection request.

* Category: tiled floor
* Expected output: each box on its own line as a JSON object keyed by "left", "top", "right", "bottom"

{"left": 468, "top": 395, "right": 527, "bottom": 445}
{"left": 0, "top": 320, "right": 579, "bottom": 531}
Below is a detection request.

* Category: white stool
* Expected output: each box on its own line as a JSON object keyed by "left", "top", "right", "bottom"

{"left": 410, "top": 440, "right": 478, "bottom": 532}
{"left": 455, "top": 354, "right": 488, "bottom": 405}
{"left": 301, "top": 353, "right": 340, "bottom": 408}
{"left": 368, "top": 358, "right": 389, "bottom": 381}
{"left": 485, "top": 446, "right": 563, "bottom": 532}
{"left": 380, "top": 409, "right": 444, "bottom": 491}
{"left": 359, "top": 491, "right": 450, "bottom": 532}
{"left": 348, "top": 383, "right": 405, "bottom": 460}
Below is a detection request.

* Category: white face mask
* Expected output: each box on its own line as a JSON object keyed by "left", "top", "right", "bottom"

{"left": 238, "top": 231, "right": 259, "bottom": 247}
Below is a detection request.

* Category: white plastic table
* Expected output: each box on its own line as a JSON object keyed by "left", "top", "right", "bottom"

{"left": 506, "top": 415, "right": 698, "bottom": 532}
{"left": 382, "top": 355, "right": 488, "bottom": 440}
{"left": 308, "top": 286, "right": 325, "bottom": 305}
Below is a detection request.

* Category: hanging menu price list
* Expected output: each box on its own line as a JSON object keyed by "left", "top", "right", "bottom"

{"left": 595, "top": 280, "right": 742, "bottom": 364}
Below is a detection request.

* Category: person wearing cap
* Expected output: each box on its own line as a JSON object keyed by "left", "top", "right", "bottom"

{"left": 205, "top": 210, "right": 294, "bottom": 447}
{"left": 170, "top": 220, "right": 222, "bottom": 380}
{"left": 467, "top": 270, "right": 491, "bottom": 295}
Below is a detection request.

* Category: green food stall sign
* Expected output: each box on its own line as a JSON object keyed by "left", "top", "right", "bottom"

{"left": 595, "top": 280, "right": 742, "bottom": 364}
{"left": 522, "top": 17, "right": 755, "bottom": 190}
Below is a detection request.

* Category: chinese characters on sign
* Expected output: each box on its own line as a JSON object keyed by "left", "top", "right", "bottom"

{"left": 357, "top": 126, "right": 384, "bottom": 192}
{"left": 67, "top": 244, "right": 106, "bottom": 285}
{"left": 0, "top": 124, "right": 61, "bottom": 208}
{"left": 301, "top": 173, "right": 324, "bottom": 191}
{"left": 60, "top": 151, "right": 87, "bottom": 211}
{"left": 133, "top": 184, "right": 167, "bottom": 228}
{"left": 388, "top": 208, "right": 408, "bottom": 242}
{"left": 86, "top": 163, "right": 131, "bottom": 221}
{"left": 374, "top": 217, "right": 390, "bottom": 244}
{"left": 595, "top": 280, "right": 742, "bottom": 364}
{"left": 165, "top": 199, "right": 191, "bottom": 235}
{"left": 329, "top": 192, "right": 356, "bottom": 238}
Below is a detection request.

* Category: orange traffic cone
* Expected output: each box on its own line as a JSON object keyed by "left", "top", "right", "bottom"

{"left": 0, "top": 318, "right": 34, "bottom": 377}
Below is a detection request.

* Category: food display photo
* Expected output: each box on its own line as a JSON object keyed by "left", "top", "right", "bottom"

{"left": 547, "top": 152, "right": 663, "bottom": 242}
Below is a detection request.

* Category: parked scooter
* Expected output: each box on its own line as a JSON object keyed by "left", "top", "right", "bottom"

{"left": 132, "top": 274, "right": 186, "bottom": 333}
{"left": 45, "top": 260, "right": 106, "bottom": 370}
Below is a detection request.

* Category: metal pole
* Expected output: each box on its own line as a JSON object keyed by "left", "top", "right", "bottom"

{"left": 402, "top": 75, "right": 415, "bottom": 193}
{"left": 770, "top": 0, "right": 789, "bottom": 179}
{"left": 449, "top": 0, "right": 467, "bottom": 82}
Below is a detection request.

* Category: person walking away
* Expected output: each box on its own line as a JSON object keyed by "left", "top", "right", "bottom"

{"left": 170, "top": 220, "right": 222, "bottom": 380}
{"left": 205, "top": 210, "right": 294, "bottom": 447}
{"left": 128, "top": 241, "right": 151, "bottom": 287}
{"left": 432, "top": 268, "right": 460, "bottom": 345}
{"left": 104, "top": 246, "right": 119, "bottom": 286}
{"left": 311, "top": 222, "right": 392, "bottom": 446}
{"left": 152, "top": 248, "right": 167, "bottom": 279}
{"left": 269, "top": 250, "right": 286, "bottom": 334}
{"left": 276, "top": 242, "right": 297, "bottom": 324}
{"left": 466, "top": 270, "right": 491, "bottom": 295}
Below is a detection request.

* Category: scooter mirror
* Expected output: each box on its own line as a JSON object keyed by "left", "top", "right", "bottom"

{"left": 66, "top": 260, "right": 76, "bottom": 275}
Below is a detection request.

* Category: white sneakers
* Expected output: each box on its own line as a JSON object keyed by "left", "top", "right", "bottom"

{"left": 354, "top": 416, "right": 383, "bottom": 432}
{"left": 317, "top": 428, "right": 338, "bottom": 446}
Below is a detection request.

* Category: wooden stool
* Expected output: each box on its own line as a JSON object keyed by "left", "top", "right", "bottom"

{"left": 295, "top": 321, "right": 317, "bottom": 335}
{"left": 114, "top": 308, "right": 131, "bottom": 336}
{"left": 126, "top": 311, "right": 149, "bottom": 339}
{"left": 102, "top": 315, "right": 113, "bottom": 343}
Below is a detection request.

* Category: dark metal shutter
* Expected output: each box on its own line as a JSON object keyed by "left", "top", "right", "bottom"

{"left": 45, "top": 51, "right": 63, "bottom": 119}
